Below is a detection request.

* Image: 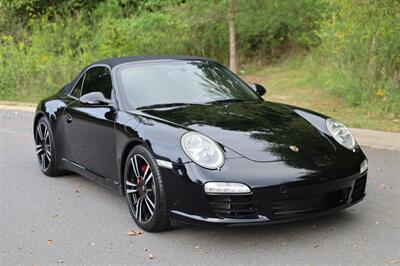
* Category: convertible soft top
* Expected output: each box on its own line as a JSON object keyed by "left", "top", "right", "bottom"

{"left": 92, "top": 55, "right": 206, "bottom": 68}
{"left": 61, "top": 55, "right": 208, "bottom": 95}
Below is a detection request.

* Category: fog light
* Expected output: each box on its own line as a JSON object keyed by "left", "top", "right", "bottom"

{"left": 360, "top": 159, "right": 368, "bottom": 173}
{"left": 204, "top": 182, "right": 251, "bottom": 194}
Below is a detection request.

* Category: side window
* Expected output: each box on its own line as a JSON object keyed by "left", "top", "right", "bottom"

{"left": 81, "top": 67, "right": 112, "bottom": 99}
{"left": 71, "top": 74, "right": 85, "bottom": 98}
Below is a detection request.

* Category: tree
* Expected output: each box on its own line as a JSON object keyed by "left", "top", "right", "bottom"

{"left": 228, "top": 0, "right": 238, "bottom": 73}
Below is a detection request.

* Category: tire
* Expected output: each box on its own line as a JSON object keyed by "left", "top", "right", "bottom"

{"left": 124, "top": 145, "right": 171, "bottom": 232}
{"left": 34, "top": 116, "right": 64, "bottom": 176}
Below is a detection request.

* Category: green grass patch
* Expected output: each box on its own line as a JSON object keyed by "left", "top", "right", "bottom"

{"left": 241, "top": 60, "right": 400, "bottom": 132}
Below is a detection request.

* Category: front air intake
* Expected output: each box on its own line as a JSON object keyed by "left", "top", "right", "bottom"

{"left": 206, "top": 194, "right": 258, "bottom": 219}
{"left": 351, "top": 174, "right": 367, "bottom": 202}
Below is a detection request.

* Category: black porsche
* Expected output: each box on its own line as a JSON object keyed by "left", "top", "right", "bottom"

{"left": 34, "top": 56, "right": 367, "bottom": 231}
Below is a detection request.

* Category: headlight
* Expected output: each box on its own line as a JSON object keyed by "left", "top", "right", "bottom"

{"left": 181, "top": 132, "right": 224, "bottom": 169}
{"left": 204, "top": 182, "right": 251, "bottom": 194}
{"left": 326, "top": 118, "right": 355, "bottom": 150}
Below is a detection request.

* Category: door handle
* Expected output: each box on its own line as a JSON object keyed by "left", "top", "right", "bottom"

{"left": 64, "top": 113, "right": 72, "bottom": 123}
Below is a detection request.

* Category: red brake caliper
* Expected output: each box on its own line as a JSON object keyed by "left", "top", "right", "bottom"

{"left": 136, "top": 164, "right": 148, "bottom": 184}
{"left": 141, "top": 164, "right": 148, "bottom": 174}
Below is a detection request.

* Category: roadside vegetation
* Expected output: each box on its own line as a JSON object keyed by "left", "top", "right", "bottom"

{"left": 0, "top": 0, "right": 399, "bottom": 131}
{"left": 242, "top": 59, "right": 400, "bottom": 132}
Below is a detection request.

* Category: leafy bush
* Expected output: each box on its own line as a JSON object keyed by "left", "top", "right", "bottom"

{"left": 310, "top": 0, "right": 400, "bottom": 114}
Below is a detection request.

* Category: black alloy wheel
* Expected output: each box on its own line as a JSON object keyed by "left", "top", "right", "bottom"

{"left": 34, "top": 117, "right": 62, "bottom": 176}
{"left": 124, "top": 145, "right": 170, "bottom": 231}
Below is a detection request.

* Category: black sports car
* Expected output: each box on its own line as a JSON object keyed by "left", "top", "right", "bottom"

{"left": 34, "top": 56, "right": 367, "bottom": 231}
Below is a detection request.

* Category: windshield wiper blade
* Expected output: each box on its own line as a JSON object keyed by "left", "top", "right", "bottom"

{"left": 207, "top": 98, "right": 245, "bottom": 104}
{"left": 136, "top": 102, "right": 200, "bottom": 110}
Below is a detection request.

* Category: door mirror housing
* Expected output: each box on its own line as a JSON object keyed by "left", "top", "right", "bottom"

{"left": 250, "top": 83, "right": 267, "bottom": 96}
{"left": 80, "top": 91, "right": 112, "bottom": 105}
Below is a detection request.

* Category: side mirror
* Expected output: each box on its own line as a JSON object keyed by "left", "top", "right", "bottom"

{"left": 80, "top": 91, "right": 112, "bottom": 105}
{"left": 250, "top": 83, "right": 267, "bottom": 96}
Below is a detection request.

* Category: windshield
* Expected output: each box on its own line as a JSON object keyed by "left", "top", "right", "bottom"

{"left": 117, "top": 60, "right": 260, "bottom": 109}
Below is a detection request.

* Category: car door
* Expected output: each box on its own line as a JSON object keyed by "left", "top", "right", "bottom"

{"left": 64, "top": 66, "right": 118, "bottom": 180}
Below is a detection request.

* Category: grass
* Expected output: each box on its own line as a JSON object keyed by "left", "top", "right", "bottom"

{"left": 241, "top": 62, "right": 400, "bottom": 132}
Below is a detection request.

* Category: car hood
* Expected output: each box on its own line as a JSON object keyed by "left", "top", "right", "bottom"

{"left": 139, "top": 101, "right": 335, "bottom": 162}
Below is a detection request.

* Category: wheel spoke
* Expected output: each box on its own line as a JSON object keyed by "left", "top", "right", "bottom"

{"left": 137, "top": 197, "right": 143, "bottom": 222}
{"left": 126, "top": 189, "right": 137, "bottom": 194}
{"left": 45, "top": 152, "right": 51, "bottom": 162}
{"left": 145, "top": 195, "right": 155, "bottom": 209}
{"left": 45, "top": 148, "right": 51, "bottom": 158}
{"left": 44, "top": 128, "right": 49, "bottom": 141}
{"left": 145, "top": 196, "right": 154, "bottom": 216}
{"left": 133, "top": 197, "right": 140, "bottom": 218}
{"left": 132, "top": 192, "right": 138, "bottom": 205}
{"left": 143, "top": 165, "right": 150, "bottom": 178}
{"left": 37, "top": 125, "right": 44, "bottom": 140}
{"left": 36, "top": 145, "right": 43, "bottom": 155}
{"left": 41, "top": 153, "right": 45, "bottom": 170}
{"left": 145, "top": 172, "right": 153, "bottom": 185}
{"left": 131, "top": 156, "right": 140, "bottom": 178}
{"left": 126, "top": 180, "right": 137, "bottom": 187}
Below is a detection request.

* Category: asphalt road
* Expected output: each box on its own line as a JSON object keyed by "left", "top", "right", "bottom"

{"left": 1, "top": 110, "right": 399, "bottom": 265}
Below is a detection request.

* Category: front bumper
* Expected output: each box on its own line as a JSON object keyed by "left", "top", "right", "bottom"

{"left": 160, "top": 151, "right": 367, "bottom": 226}
{"left": 169, "top": 172, "right": 366, "bottom": 226}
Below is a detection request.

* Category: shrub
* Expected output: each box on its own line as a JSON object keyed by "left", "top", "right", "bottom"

{"left": 311, "top": 0, "right": 400, "bottom": 114}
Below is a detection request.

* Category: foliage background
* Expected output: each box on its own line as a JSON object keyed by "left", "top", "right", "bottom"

{"left": 0, "top": 0, "right": 399, "bottom": 121}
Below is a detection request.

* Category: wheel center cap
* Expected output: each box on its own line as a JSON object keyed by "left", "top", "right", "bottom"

{"left": 136, "top": 179, "right": 146, "bottom": 196}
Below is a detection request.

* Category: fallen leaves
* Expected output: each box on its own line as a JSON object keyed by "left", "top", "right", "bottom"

{"left": 380, "top": 184, "right": 386, "bottom": 189}
{"left": 127, "top": 230, "right": 142, "bottom": 236}
{"left": 47, "top": 240, "right": 53, "bottom": 245}
{"left": 389, "top": 259, "right": 399, "bottom": 264}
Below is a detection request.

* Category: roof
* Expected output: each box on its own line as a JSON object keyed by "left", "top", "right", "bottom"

{"left": 91, "top": 55, "right": 207, "bottom": 68}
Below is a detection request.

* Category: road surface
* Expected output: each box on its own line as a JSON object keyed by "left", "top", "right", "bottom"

{"left": 1, "top": 110, "right": 399, "bottom": 265}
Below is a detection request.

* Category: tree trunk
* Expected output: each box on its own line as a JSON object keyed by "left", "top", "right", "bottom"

{"left": 228, "top": 0, "right": 237, "bottom": 73}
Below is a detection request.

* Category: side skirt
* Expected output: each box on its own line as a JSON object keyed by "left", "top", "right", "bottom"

{"left": 60, "top": 158, "right": 122, "bottom": 194}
